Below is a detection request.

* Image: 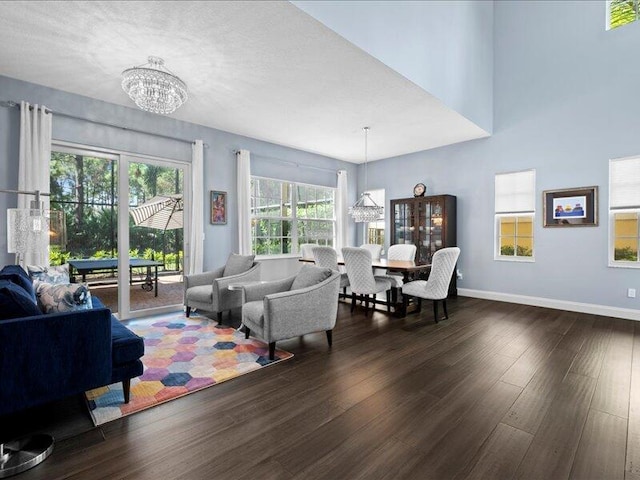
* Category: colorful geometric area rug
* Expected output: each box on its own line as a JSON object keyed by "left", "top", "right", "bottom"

{"left": 85, "top": 311, "right": 293, "bottom": 426}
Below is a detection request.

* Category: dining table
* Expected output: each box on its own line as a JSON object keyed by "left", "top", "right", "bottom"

{"left": 299, "top": 256, "right": 431, "bottom": 317}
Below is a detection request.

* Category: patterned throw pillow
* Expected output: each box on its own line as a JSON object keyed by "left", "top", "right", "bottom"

{"left": 27, "top": 264, "right": 70, "bottom": 284}
{"left": 35, "top": 282, "right": 93, "bottom": 314}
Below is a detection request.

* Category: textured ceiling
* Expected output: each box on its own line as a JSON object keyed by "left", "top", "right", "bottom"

{"left": 0, "top": 1, "right": 488, "bottom": 162}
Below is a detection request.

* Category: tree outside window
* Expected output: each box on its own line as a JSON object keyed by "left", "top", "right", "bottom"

{"left": 608, "top": 0, "right": 639, "bottom": 30}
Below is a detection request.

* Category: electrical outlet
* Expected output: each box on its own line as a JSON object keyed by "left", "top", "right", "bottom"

{"left": 457, "top": 269, "right": 463, "bottom": 280}
{"left": 628, "top": 288, "right": 637, "bottom": 298}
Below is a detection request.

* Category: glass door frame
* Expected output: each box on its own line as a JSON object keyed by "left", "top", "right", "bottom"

{"left": 52, "top": 141, "right": 192, "bottom": 321}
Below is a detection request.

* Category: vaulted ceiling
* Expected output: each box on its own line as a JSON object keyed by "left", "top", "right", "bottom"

{"left": 0, "top": 1, "right": 489, "bottom": 162}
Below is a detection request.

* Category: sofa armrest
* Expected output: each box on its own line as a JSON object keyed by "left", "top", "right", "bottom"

{"left": 263, "top": 272, "right": 340, "bottom": 342}
{"left": 0, "top": 308, "right": 113, "bottom": 416}
{"left": 184, "top": 267, "right": 224, "bottom": 289}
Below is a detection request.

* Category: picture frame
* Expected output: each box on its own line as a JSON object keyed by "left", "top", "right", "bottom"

{"left": 543, "top": 186, "right": 598, "bottom": 227}
{"left": 210, "top": 190, "right": 227, "bottom": 225}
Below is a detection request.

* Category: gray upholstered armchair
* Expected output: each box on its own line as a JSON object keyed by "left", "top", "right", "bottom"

{"left": 184, "top": 254, "right": 261, "bottom": 325}
{"left": 241, "top": 265, "right": 340, "bottom": 360}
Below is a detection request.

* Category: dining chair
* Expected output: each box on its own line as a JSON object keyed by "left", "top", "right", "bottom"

{"left": 359, "top": 243, "right": 382, "bottom": 261}
{"left": 383, "top": 243, "right": 417, "bottom": 304}
{"left": 401, "top": 247, "right": 460, "bottom": 323}
{"left": 312, "top": 246, "right": 350, "bottom": 298}
{"left": 300, "top": 243, "right": 316, "bottom": 259}
{"left": 342, "top": 247, "right": 392, "bottom": 316}
{"left": 385, "top": 244, "right": 417, "bottom": 287}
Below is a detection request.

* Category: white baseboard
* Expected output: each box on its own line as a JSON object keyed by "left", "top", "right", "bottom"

{"left": 458, "top": 288, "right": 640, "bottom": 322}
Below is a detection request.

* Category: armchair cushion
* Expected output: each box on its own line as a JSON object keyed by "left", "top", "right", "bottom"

{"left": 290, "top": 265, "right": 332, "bottom": 290}
{"left": 186, "top": 285, "right": 213, "bottom": 303}
{"left": 223, "top": 254, "right": 255, "bottom": 277}
{"left": 0, "top": 280, "right": 41, "bottom": 320}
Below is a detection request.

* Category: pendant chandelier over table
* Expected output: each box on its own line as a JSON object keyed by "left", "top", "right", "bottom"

{"left": 349, "top": 127, "right": 384, "bottom": 223}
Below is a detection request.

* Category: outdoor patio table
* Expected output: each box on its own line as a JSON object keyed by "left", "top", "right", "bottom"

{"left": 67, "top": 258, "right": 164, "bottom": 297}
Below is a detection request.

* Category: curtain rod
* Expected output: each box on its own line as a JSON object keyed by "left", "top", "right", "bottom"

{"left": 235, "top": 150, "right": 339, "bottom": 174}
{"left": 0, "top": 100, "right": 208, "bottom": 148}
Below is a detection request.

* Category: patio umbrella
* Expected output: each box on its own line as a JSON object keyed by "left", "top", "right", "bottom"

{"left": 130, "top": 194, "right": 183, "bottom": 273}
{"left": 129, "top": 194, "right": 183, "bottom": 231}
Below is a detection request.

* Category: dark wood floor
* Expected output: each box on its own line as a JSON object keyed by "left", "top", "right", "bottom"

{"left": 12, "top": 297, "right": 640, "bottom": 479}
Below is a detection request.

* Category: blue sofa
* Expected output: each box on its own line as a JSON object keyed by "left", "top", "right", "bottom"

{"left": 0, "top": 266, "right": 144, "bottom": 417}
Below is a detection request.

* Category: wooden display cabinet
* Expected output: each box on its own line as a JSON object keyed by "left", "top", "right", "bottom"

{"left": 390, "top": 194, "right": 457, "bottom": 296}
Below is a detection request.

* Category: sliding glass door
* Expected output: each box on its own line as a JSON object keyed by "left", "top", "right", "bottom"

{"left": 125, "top": 157, "right": 187, "bottom": 317}
{"left": 50, "top": 144, "right": 190, "bottom": 320}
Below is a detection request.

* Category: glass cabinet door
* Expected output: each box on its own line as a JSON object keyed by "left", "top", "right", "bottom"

{"left": 418, "top": 200, "right": 431, "bottom": 263}
{"left": 393, "top": 201, "right": 416, "bottom": 245}
{"left": 430, "top": 199, "right": 443, "bottom": 260}
{"left": 416, "top": 197, "right": 443, "bottom": 263}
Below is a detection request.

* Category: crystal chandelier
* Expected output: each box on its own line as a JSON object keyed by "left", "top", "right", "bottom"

{"left": 349, "top": 127, "right": 384, "bottom": 223}
{"left": 122, "top": 56, "right": 188, "bottom": 115}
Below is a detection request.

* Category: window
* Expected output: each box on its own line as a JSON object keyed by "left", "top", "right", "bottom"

{"left": 609, "top": 156, "right": 640, "bottom": 266}
{"left": 495, "top": 170, "right": 535, "bottom": 260}
{"left": 366, "top": 189, "right": 385, "bottom": 248}
{"left": 250, "top": 177, "right": 335, "bottom": 255}
{"left": 607, "top": 0, "right": 638, "bottom": 30}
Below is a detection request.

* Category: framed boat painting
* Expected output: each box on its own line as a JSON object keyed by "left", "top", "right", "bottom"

{"left": 543, "top": 186, "right": 598, "bottom": 227}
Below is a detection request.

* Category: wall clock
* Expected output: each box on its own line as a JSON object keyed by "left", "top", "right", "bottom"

{"left": 413, "top": 183, "right": 426, "bottom": 197}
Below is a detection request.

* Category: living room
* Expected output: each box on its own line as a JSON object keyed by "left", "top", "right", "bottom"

{"left": 0, "top": 1, "right": 639, "bottom": 479}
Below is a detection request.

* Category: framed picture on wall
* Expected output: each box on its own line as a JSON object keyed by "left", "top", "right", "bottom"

{"left": 210, "top": 190, "right": 227, "bottom": 225}
{"left": 543, "top": 186, "right": 598, "bottom": 227}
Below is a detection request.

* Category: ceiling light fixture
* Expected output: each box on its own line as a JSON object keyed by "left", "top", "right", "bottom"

{"left": 121, "top": 56, "right": 188, "bottom": 115}
{"left": 349, "top": 127, "right": 383, "bottom": 223}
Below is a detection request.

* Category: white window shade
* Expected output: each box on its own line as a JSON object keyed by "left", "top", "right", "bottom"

{"left": 495, "top": 170, "right": 536, "bottom": 214}
{"left": 610, "top": 156, "right": 640, "bottom": 209}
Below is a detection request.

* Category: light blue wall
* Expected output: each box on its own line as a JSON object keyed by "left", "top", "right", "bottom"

{"left": 292, "top": 0, "right": 494, "bottom": 133}
{"left": 362, "top": 1, "right": 640, "bottom": 311}
{"left": 0, "top": 75, "right": 358, "bottom": 269}
{"left": 2, "top": 0, "right": 639, "bottom": 312}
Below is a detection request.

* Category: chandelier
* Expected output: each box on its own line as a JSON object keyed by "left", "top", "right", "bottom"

{"left": 349, "top": 127, "right": 384, "bottom": 223}
{"left": 122, "top": 56, "right": 188, "bottom": 115}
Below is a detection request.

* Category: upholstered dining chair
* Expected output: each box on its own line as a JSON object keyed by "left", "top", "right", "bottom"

{"left": 184, "top": 253, "right": 261, "bottom": 325}
{"left": 300, "top": 243, "right": 317, "bottom": 259}
{"left": 401, "top": 247, "right": 460, "bottom": 323}
{"left": 385, "top": 243, "right": 417, "bottom": 286}
{"left": 359, "top": 243, "right": 383, "bottom": 261}
{"left": 342, "top": 247, "right": 392, "bottom": 316}
{"left": 312, "top": 246, "right": 350, "bottom": 298}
